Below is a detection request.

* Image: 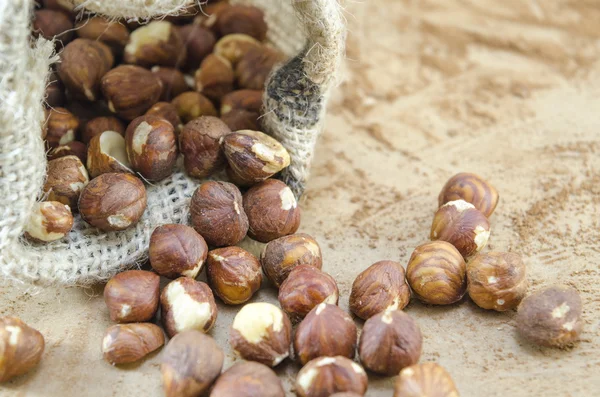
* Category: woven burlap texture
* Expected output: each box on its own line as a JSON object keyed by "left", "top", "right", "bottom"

{"left": 0, "top": 0, "right": 346, "bottom": 286}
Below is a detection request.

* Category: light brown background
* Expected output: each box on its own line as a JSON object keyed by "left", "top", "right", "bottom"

{"left": 2, "top": 0, "right": 600, "bottom": 396}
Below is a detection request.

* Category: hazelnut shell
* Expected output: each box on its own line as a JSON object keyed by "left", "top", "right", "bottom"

{"left": 103, "top": 270, "right": 160, "bottom": 323}
{"left": 438, "top": 172, "right": 499, "bottom": 217}
{"left": 206, "top": 246, "right": 262, "bottom": 305}
{"left": 149, "top": 224, "right": 208, "bottom": 279}
{"left": 261, "top": 233, "right": 322, "bottom": 287}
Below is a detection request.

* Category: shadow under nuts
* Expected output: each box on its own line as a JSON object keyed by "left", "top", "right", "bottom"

{"left": 207, "top": 246, "right": 262, "bottom": 305}
{"left": 43, "top": 155, "right": 89, "bottom": 209}
{"left": 295, "top": 356, "right": 368, "bottom": 397}
{"left": 103, "top": 270, "right": 160, "bottom": 323}
{"left": 102, "top": 323, "right": 164, "bottom": 365}
{"left": 180, "top": 116, "right": 230, "bottom": 179}
{"left": 209, "top": 361, "right": 285, "bottom": 397}
{"left": 393, "top": 363, "right": 460, "bottom": 397}
{"left": 24, "top": 201, "right": 73, "bottom": 243}
{"left": 149, "top": 224, "right": 208, "bottom": 279}
{"left": 439, "top": 172, "right": 499, "bottom": 218}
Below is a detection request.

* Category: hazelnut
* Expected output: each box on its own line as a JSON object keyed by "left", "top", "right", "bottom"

{"left": 296, "top": 356, "right": 368, "bottom": 397}
{"left": 161, "top": 330, "right": 224, "bottom": 397}
{"left": 178, "top": 24, "right": 216, "bottom": 70}
{"left": 349, "top": 260, "right": 411, "bottom": 320}
{"left": 221, "top": 89, "right": 263, "bottom": 115}
{"left": 195, "top": 54, "right": 235, "bottom": 101}
{"left": 243, "top": 179, "right": 301, "bottom": 243}
{"left": 44, "top": 107, "right": 79, "bottom": 149}
{"left": 467, "top": 252, "right": 527, "bottom": 311}
{"left": 215, "top": 34, "right": 262, "bottom": 66}
{"left": 124, "top": 20, "right": 186, "bottom": 67}
{"left": 207, "top": 246, "right": 262, "bottom": 305}
{"left": 58, "top": 39, "right": 114, "bottom": 101}
{"left": 149, "top": 224, "right": 208, "bottom": 279}
{"left": 190, "top": 181, "right": 248, "bottom": 246}
{"left": 24, "top": 201, "right": 73, "bottom": 243}
{"left": 125, "top": 115, "right": 178, "bottom": 181}
{"left": 394, "top": 363, "right": 460, "bottom": 397}
{"left": 87, "top": 130, "right": 134, "bottom": 178}
{"left": 163, "top": 4, "right": 199, "bottom": 25}
{"left": 196, "top": 2, "right": 232, "bottom": 32}
{"left": 0, "top": 317, "right": 45, "bottom": 383}
{"left": 261, "top": 233, "right": 322, "bottom": 287}
{"left": 45, "top": 71, "right": 65, "bottom": 108}
{"left": 210, "top": 361, "right": 285, "bottom": 397}
{"left": 236, "top": 46, "right": 283, "bottom": 90}
{"left": 41, "top": 0, "right": 74, "bottom": 16}
{"left": 279, "top": 265, "right": 339, "bottom": 322}
{"left": 101, "top": 65, "right": 163, "bottom": 121}
{"left": 103, "top": 270, "right": 160, "bottom": 323}
{"left": 65, "top": 99, "right": 114, "bottom": 127}
{"left": 230, "top": 302, "right": 292, "bottom": 367}
{"left": 516, "top": 285, "right": 583, "bottom": 347}
{"left": 222, "top": 130, "right": 290, "bottom": 185}
{"left": 145, "top": 102, "right": 183, "bottom": 133}
{"left": 430, "top": 199, "right": 491, "bottom": 258}
{"left": 79, "top": 173, "right": 146, "bottom": 231}
{"left": 102, "top": 323, "right": 164, "bottom": 365}
{"left": 160, "top": 278, "right": 217, "bottom": 338}
{"left": 406, "top": 241, "right": 466, "bottom": 305}
{"left": 216, "top": 5, "right": 268, "bottom": 41}
{"left": 48, "top": 141, "right": 87, "bottom": 164}
{"left": 221, "top": 109, "right": 261, "bottom": 132}
{"left": 359, "top": 309, "right": 422, "bottom": 375}
{"left": 439, "top": 172, "right": 499, "bottom": 217}
{"left": 82, "top": 116, "right": 125, "bottom": 145}
{"left": 180, "top": 116, "right": 230, "bottom": 178}
{"left": 171, "top": 91, "right": 218, "bottom": 124}
{"left": 151, "top": 67, "right": 189, "bottom": 101}
{"left": 294, "top": 303, "right": 357, "bottom": 365}
{"left": 75, "top": 17, "right": 129, "bottom": 55}
{"left": 32, "top": 9, "right": 73, "bottom": 45}
{"left": 43, "top": 155, "right": 89, "bottom": 208}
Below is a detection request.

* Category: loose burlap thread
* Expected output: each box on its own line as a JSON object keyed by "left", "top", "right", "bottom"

{"left": 0, "top": 0, "right": 346, "bottom": 286}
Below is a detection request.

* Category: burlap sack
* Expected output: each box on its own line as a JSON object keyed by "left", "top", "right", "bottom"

{"left": 0, "top": 0, "right": 345, "bottom": 285}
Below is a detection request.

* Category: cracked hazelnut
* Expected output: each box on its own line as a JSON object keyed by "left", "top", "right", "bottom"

{"left": 45, "top": 107, "right": 79, "bottom": 149}
{"left": 349, "top": 260, "right": 411, "bottom": 320}
{"left": 230, "top": 302, "right": 292, "bottom": 367}
{"left": 430, "top": 199, "right": 491, "bottom": 258}
{"left": 149, "top": 224, "right": 208, "bottom": 279}
{"left": 75, "top": 17, "right": 129, "bottom": 55}
{"left": 103, "top": 270, "right": 160, "bottom": 323}
{"left": 261, "top": 233, "right": 322, "bottom": 287}
{"left": 210, "top": 361, "right": 285, "bottom": 397}
{"left": 467, "top": 252, "right": 527, "bottom": 311}
{"left": 79, "top": 173, "right": 146, "bottom": 231}
{"left": 207, "top": 246, "right": 262, "bottom": 305}
{"left": 190, "top": 181, "right": 248, "bottom": 246}
{"left": 178, "top": 24, "right": 216, "bottom": 70}
{"left": 221, "top": 89, "right": 263, "bottom": 115}
{"left": 236, "top": 46, "right": 283, "bottom": 90}
{"left": 0, "top": 317, "right": 45, "bottom": 383}
{"left": 296, "top": 356, "right": 368, "bottom": 397}
{"left": 294, "top": 303, "right": 357, "bottom": 365}
{"left": 48, "top": 141, "right": 87, "bottom": 164}
{"left": 32, "top": 9, "right": 73, "bottom": 45}
{"left": 87, "top": 130, "right": 134, "bottom": 178}
{"left": 221, "top": 109, "right": 261, "bottom": 132}
{"left": 195, "top": 54, "right": 235, "bottom": 101}
{"left": 24, "top": 201, "right": 73, "bottom": 243}
{"left": 45, "top": 71, "right": 65, "bottom": 108}
{"left": 215, "top": 34, "right": 262, "bottom": 66}
{"left": 124, "top": 20, "right": 185, "bottom": 67}
{"left": 216, "top": 5, "right": 267, "bottom": 41}
{"left": 145, "top": 102, "right": 183, "bottom": 133}
{"left": 102, "top": 323, "right": 164, "bottom": 365}
{"left": 43, "top": 155, "right": 89, "bottom": 208}
{"left": 151, "top": 67, "right": 189, "bottom": 101}
{"left": 160, "top": 278, "right": 217, "bottom": 338}
{"left": 439, "top": 172, "right": 499, "bottom": 218}
{"left": 394, "top": 363, "right": 459, "bottom": 397}
{"left": 161, "top": 330, "right": 224, "bottom": 397}
{"left": 171, "top": 91, "right": 218, "bottom": 124}
{"left": 279, "top": 265, "right": 338, "bottom": 322}
{"left": 82, "top": 116, "right": 125, "bottom": 145}
{"left": 516, "top": 285, "right": 583, "bottom": 347}
{"left": 359, "top": 309, "right": 422, "bottom": 375}
{"left": 180, "top": 116, "right": 230, "bottom": 178}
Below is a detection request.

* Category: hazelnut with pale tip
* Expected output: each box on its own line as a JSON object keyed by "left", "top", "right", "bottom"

{"left": 295, "top": 356, "right": 368, "bottom": 397}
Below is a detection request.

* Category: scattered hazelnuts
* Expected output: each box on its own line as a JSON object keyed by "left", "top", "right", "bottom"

{"left": 439, "top": 172, "right": 499, "bottom": 218}
{"left": 150, "top": 67, "right": 189, "bottom": 101}
{"left": 230, "top": 302, "right": 292, "bottom": 367}
{"left": 24, "top": 201, "right": 73, "bottom": 243}
{"left": 393, "top": 363, "right": 459, "bottom": 397}
{"left": 75, "top": 17, "right": 129, "bottom": 55}
{"left": 103, "top": 270, "right": 160, "bottom": 323}
{"left": 296, "top": 356, "right": 368, "bottom": 397}
{"left": 359, "top": 309, "right": 422, "bottom": 376}
{"left": 44, "top": 107, "right": 79, "bottom": 149}
{"left": 82, "top": 116, "right": 125, "bottom": 145}
{"left": 349, "top": 260, "right": 411, "bottom": 320}
{"left": 178, "top": 24, "right": 216, "bottom": 70}
{"left": 179, "top": 116, "right": 231, "bottom": 179}
{"left": 467, "top": 252, "right": 527, "bottom": 311}
{"left": 43, "top": 155, "right": 89, "bottom": 209}
{"left": 145, "top": 102, "right": 183, "bottom": 133}
{"left": 209, "top": 361, "right": 285, "bottom": 397}
{"left": 0, "top": 316, "right": 45, "bottom": 383}
{"left": 171, "top": 91, "right": 218, "bottom": 124}
{"left": 261, "top": 233, "right": 322, "bottom": 287}
{"left": 206, "top": 246, "right": 262, "bottom": 305}
{"left": 102, "top": 323, "right": 164, "bottom": 365}
{"left": 124, "top": 20, "right": 186, "bottom": 67}
{"left": 216, "top": 5, "right": 268, "bottom": 41}
{"left": 516, "top": 285, "right": 583, "bottom": 348}
{"left": 195, "top": 54, "right": 235, "bottom": 101}
{"left": 87, "top": 130, "right": 133, "bottom": 178}
{"left": 149, "top": 224, "right": 208, "bottom": 279}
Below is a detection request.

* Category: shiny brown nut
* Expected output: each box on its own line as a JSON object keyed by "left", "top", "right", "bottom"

{"left": 125, "top": 115, "right": 178, "bottom": 181}
{"left": 296, "top": 356, "right": 368, "bottom": 397}
{"left": 24, "top": 201, "right": 73, "bottom": 243}
{"left": 194, "top": 54, "right": 235, "bottom": 101}
{"left": 230, "top": 302, "right": 292, "bottom": 367}
{"left": 102, "top": 323, "right": 164, "bottom": 365}
{"left": 45, "top": 107, "right": 79, "bottom": 149}
{"left": 467, "top": 252, "right": 527, "bottom": 311}
{"left": 48, "top": 141, "right": 87, "bottom": 164}
{"left": 101, "top": 65, "right": 163, "bottom": 121}
{"left": 58, "top": 39, "right": 114, "bottom": 101}
{"left": 87, "top": 130, "right": 133, "bottom": 178}
{"left": 207, "top": 247, "right": 262, "bottom": 305}
{"left": 294, "top": 303, "right": 357, "bottom": 365}
{"left": 221, "top": 109, "right": 261, "bottom": 132}
{"left": 161, "top": 330, "right": 224, "bottom": 397}
{"left": 279, "top": 265, "right": 338, "bottom": 322}
{"left": 215, "top": 34, "right": 262, "bottom": 66}
{"left": 195, "top": 2, "right": 232, "bottom": 32}
{"left": 221, "top": 89, "right": 263, "bottom": 115}
{"left": 171, "top": 92, "right": 218, "bottom": 124}
{"left": 430, "top": 200, "right": 491, "bottom": 258}
{"left": 124, "top": 20, "right": 186, "bottom": 67}
{"left": 145, "top": 102, "right": 183, "bottom": 133}
{"left": 82, "top": 116, "right": 125, "bottom": 145}
{"left": 178, "top": 24, "right": 216, "bottom": 70}
{"left": 516, "top": 285, "right": 583, "bottom": 347}
{"left": 216, "top": 5, "right": 267, "bottom": 41}
{"left": 103, "top": 270, "right": 160, "bottom": 323}
{"left": 45, "top": 71, "right": 65, "bottom": 108}
{"left": 180, "top": 116, "right": 230, "bottom": 178}
{"left": 43, "top": 155, "right": 89, "bottom": 208}
{"left": 41, "top": 0, "right": 74, "bottom": 16}
{"left": 359, "top": 309, "right": 422, "bottom": 376}
{"left": 32, "top": 9, "right": 73, "bottom": 45}
{"left": 149, "top": 224, "right": 208, "bottom": 279}
{"left": 439, "top": 172, "right": 499, "bottom": 218}
{"left": 160, "top": 278, "right": 217, "bottom": 338}
{"left": 406, "top": 241, "right": 466, "bottom": 305}
{"left": 261, "top": 233, "right": 322, "bottom": 287}
{"left": 236, "top": 46, "right": 283, "bottom": 90}
{"left": 209, "top": 361, "right": 285, "bottom": 397}
{"left": 190, "top": 181, "right": 248, "bottom": 247}
{"left": 0, "top": 317, "right": 45, "bottom": 383}
{"left": 349, "top": 260, "right": 411, "bottom": 320}
{"left": 394, "top": 363, "right": 460, "bottom": 397}
{"left": 223, "top": 130, "right": 290, "bottom": 185}
{"left": 79, "top": 173, "right": 146, "bottom": 231}
{"left": 151, "top": 67, "right": 189, "bottom": 101}
{"left": 75, "top": 17, "right": 129, "bottom": 54}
